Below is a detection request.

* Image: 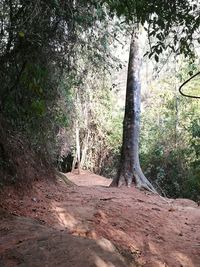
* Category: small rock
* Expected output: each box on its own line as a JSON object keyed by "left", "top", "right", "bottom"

{"left": 152, "top": 207, "right": 161, "bottom": 211}
{"left": 168, "top": 207, "right": 176, "bottom": 212}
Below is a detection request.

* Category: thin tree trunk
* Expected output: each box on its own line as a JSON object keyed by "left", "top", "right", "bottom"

{"left": 111, "top": 25, "right": 156, "bottom": 192}
{"left": 72, "top": 88, "right": 81, "bottom": 174}
{"left": 174, "top": 57, "right": 179, "bottom": 148}
{"left": 80, "top": 130, "right": 89, "bottom": 168}
{"left": 72, "top": 121, "right": 81, "bottom": 174}
{"left": 75, "top": 121, "right": 81, "bottom": 174}
{"left": 80, "top": 102, "right": 89, "bottom": 168}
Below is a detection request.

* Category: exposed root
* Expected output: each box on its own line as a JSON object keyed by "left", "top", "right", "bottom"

{"left": 136, "top": 183, "right": 156, "bottom": 194}
{"left": 134, "top": 170, "right": 157, "bottom": 193}
{"left": 136, "top": 183, "right": 170, "bottom": 203}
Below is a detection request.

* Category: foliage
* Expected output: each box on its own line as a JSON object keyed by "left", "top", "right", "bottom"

{"left": 140, "top": 56, "right": 200, "bottom": 200}
{"left": 57, "top": 63, "right": 123, "bottom": 177}
{"left": 102, "top": 0, "right": 200, "bottom": 59}
{"left": 0, "top": 0, "right": 120, "bottom": 167}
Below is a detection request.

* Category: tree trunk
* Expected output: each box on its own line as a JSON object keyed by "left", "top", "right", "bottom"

{"left": 72, "top": 120, "right": 81, "bottom": 174}
{"left": 111, "top": 25, "right": 156, "bottom": 192}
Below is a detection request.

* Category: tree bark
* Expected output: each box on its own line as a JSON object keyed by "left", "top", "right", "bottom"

{"left": 72, "top": 121, "right": 81, "bottom": 174}
{"left": 111, "top": 25, "right": 156, "bottom": 192}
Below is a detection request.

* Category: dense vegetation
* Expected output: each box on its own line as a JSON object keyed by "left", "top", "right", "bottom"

{"left": 0, "top": 0, "right": 200, "bottom": 200}
{"left": 140, "top": 56, "right": 200, "bottom": 200}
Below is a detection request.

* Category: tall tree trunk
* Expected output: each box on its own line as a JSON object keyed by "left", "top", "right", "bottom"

{"left": 111, "top": 25, "right": 156, "bottom": 192}
{"left": 72, "top": 120, "right": 81, "bottom": 174}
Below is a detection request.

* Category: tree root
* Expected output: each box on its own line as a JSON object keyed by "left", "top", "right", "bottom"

{"left": 134, "top": 169, "right": 157, "bottom": 193}
{"left": 136, "top": 183, "right": 156, "bottom": 194}
{"left": 111, "top": 168, "right": 170, "bottom": 203}
{"left": 136, "top": 183, "right": 170, "bottom": 203}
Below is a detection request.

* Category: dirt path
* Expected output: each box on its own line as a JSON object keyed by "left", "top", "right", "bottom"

{"left": 0, "top": 170, "right": 200, "bottom": 267}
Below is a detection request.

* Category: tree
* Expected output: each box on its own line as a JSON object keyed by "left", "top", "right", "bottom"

{"left": 0, "top": 0, "right": 119, "bottom": 185}
{"left": 0, "top": 0, "right": 113, "bottom": 145}
{"left": 110, "top": 25, "right": 155, "bottom": 191}
{"left": 107, "top": 0, "right": 200, "bottom": 190}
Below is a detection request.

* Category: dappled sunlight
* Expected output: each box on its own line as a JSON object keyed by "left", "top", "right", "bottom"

{"left": 49, "top": 186, "right": 166, "bottom": 267}
{"left": 93, "top": 254, "right": 116, "bottom": 267}
{"left": 151, "top": 259, "right": 169, "bottom": 267}
{"left": 96, "top": 238, "right": 116, "bottom": 253}
{"left": 107, "top": 227, "right": 141, "bottom": 253}
{"left": 51, "top": 203, "right": 78, "bottom": 230}
{"left": 172, "top": 252, "right": 194, "bottom": 267}
{"left": 3, "top": 171, "right": 198, "bottom": 267}
{"left": 148, "top": 241, "right": 160, "bottom": 255}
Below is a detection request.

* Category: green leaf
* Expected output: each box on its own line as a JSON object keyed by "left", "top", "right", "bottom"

{"left": 18, "top": 31, "right": 25, "bottom": 38}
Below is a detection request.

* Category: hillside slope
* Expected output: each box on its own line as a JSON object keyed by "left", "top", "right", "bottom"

{"left": 0, "top": 171, "right": 200, "bottom": 267}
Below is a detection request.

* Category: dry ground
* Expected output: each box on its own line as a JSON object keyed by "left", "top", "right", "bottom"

{"left": 0, "top": 170, "right": 200, "bottom": 267}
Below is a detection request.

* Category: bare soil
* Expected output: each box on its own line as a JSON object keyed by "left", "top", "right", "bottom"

{"left": 0, "top": 170, "right": 200, "bottom": 267}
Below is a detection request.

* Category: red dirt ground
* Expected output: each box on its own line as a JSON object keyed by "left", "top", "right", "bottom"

{"left": 0, "top": 170, "right": 200, "bottom": 267}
